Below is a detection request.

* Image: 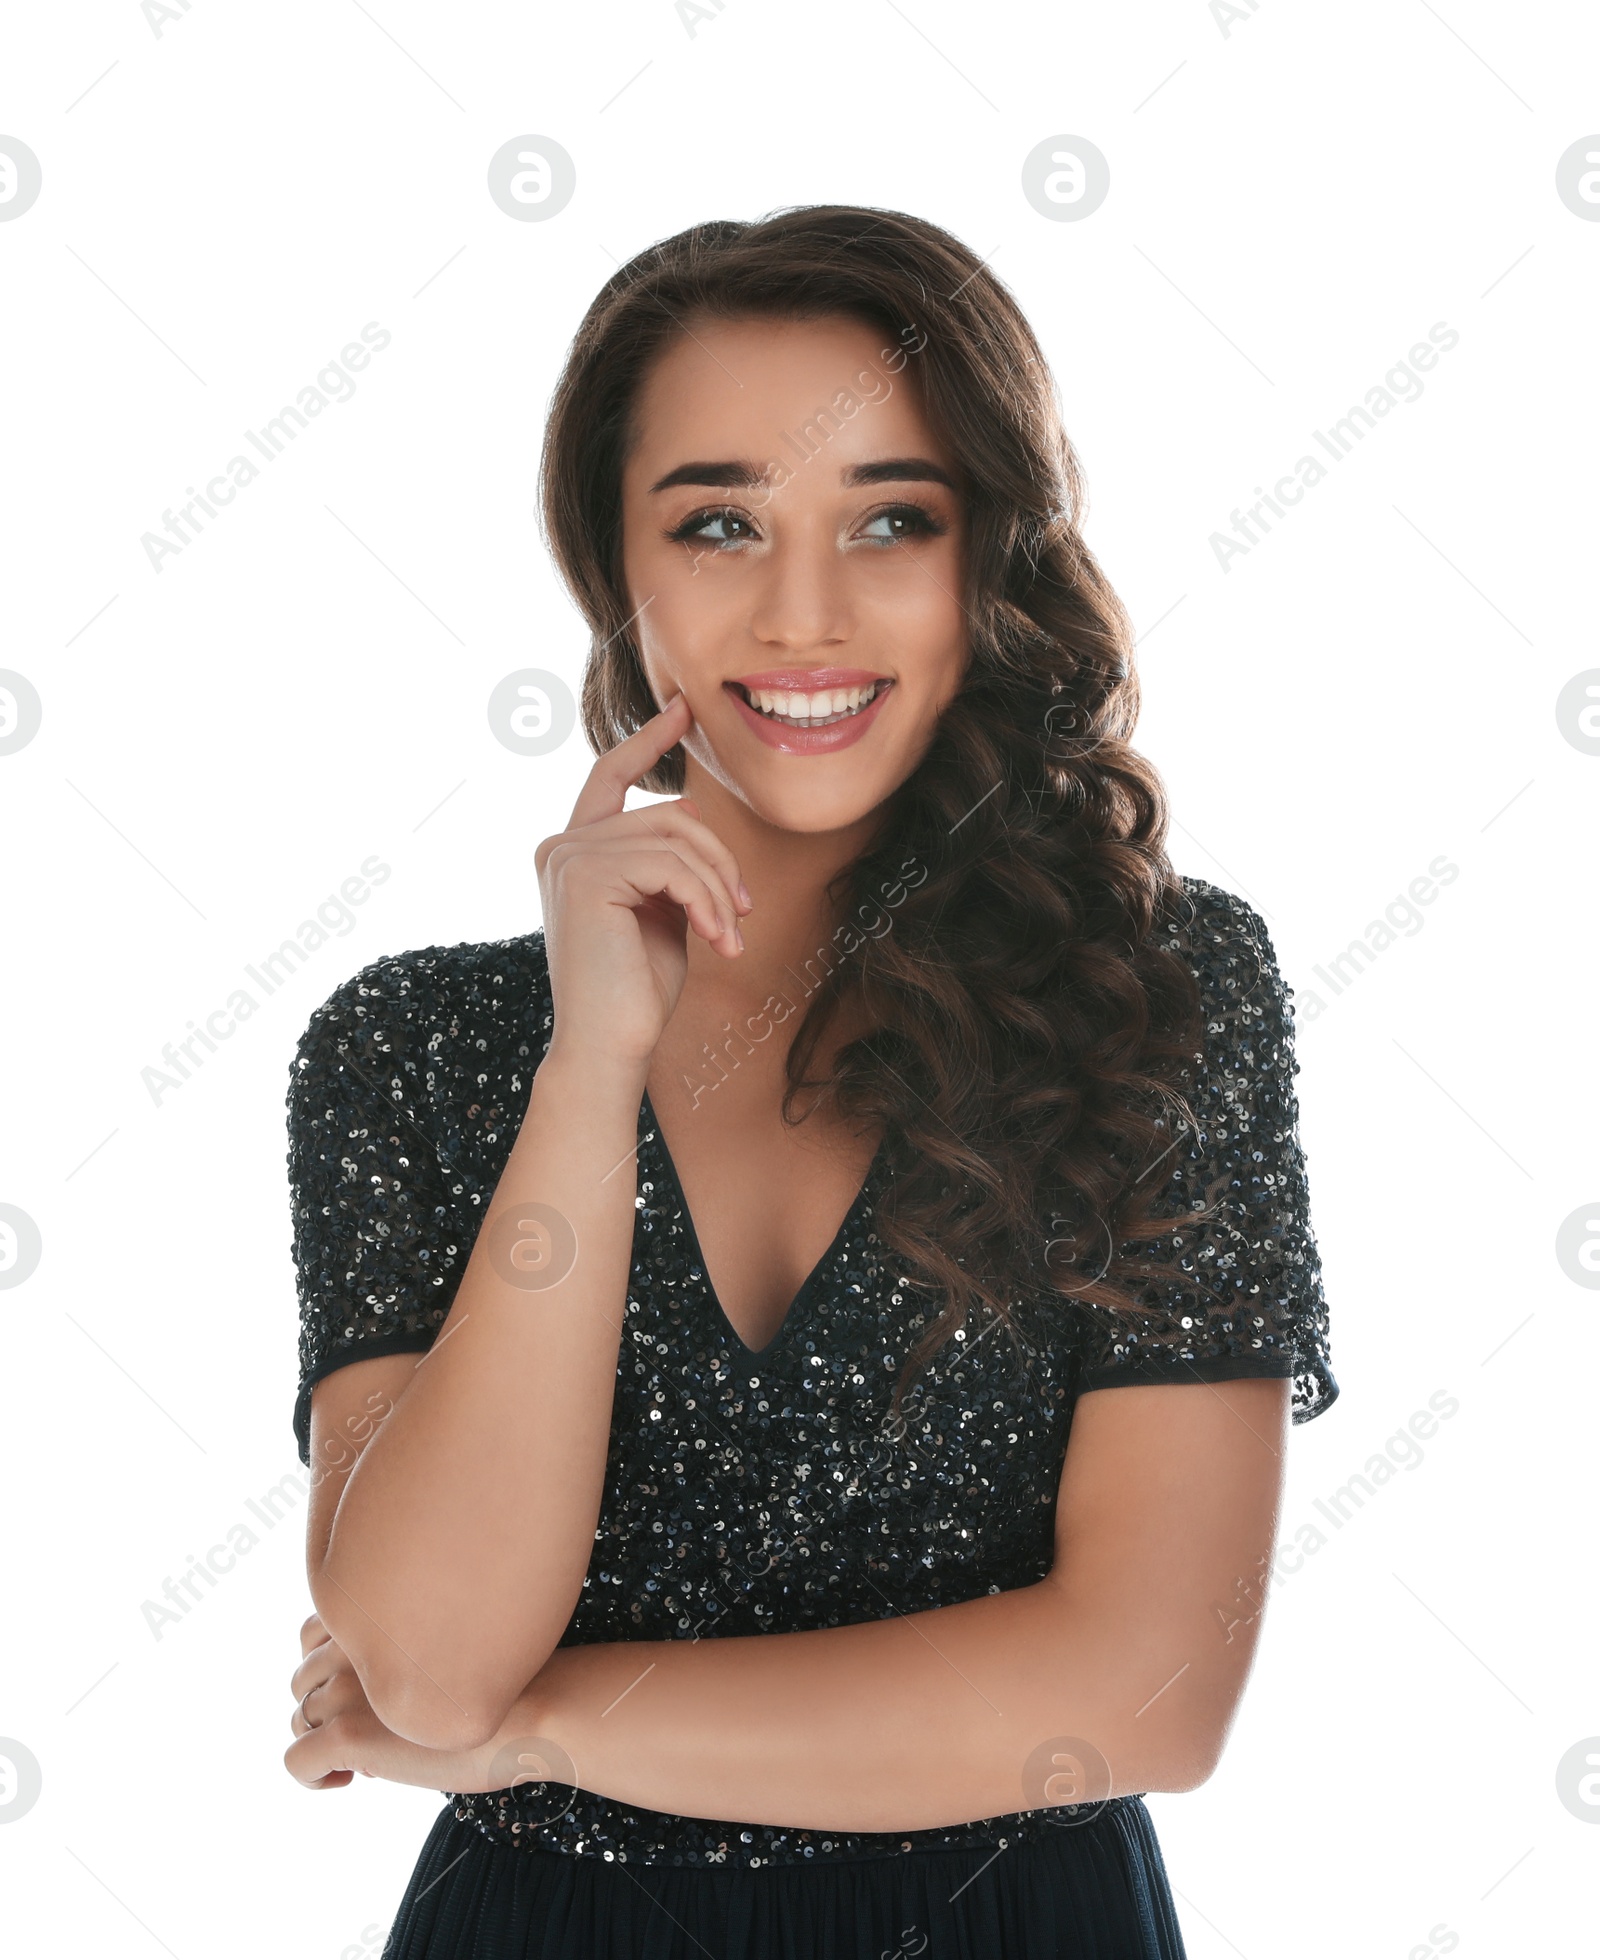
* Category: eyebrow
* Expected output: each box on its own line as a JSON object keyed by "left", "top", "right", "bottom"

{"left": 647, "top": 455, "right": 957, "bottom": 493}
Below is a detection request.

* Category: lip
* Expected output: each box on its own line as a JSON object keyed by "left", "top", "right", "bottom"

{"left": 723, "top": 677, "right": 894, "bottom": 755}
{"left": 730, "top": 667, "right": 889, "bottom": 690}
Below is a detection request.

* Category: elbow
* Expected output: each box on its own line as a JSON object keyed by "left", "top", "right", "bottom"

{"left": 309, "top": 1571, "right": 525, "bottom": 1755}
{"left": 1143, "top": 1722, "right": 1229, "bottom": 1795}
{"left": 365, "top": 1671, "right": 511, "bottom": 1754}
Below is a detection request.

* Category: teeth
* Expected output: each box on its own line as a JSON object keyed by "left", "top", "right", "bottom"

{"left": 744, "top": 682, "right": 882, "bottom": 726}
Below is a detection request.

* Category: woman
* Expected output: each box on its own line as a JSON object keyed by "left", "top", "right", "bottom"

{"left": 283, "top": 204, "right": 1338, "bottom": 1959}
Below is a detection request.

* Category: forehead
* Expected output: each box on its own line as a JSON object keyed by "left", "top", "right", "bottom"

{"left": 624, "top": 313, "right": 946, "bottom": 476}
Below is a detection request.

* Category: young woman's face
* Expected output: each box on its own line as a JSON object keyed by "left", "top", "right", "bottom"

{"left": 620, "top": 313, "right": 971, "bottom": 835}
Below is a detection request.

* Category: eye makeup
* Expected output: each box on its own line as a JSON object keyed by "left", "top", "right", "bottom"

{"left": 660, "top": 500, "right": 949, "bottom": 550}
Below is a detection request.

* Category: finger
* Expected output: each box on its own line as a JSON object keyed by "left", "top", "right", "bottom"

{"left": 289, "top": 1644, "right": 338, "bottom": 1705}
{"left": 567, "top": 691, "right": 691, "bottom": 833}
{"left": 291, "top": 1683, "right": 323, "bottom": 1736}
{"left": 299, "top": 1611, "right": 327, "bottom": 1658}
{"left": 548, "top": 844, "right": 743, "bottom": 956}
{"left": 547, "top": 803, "right": 749, "bottom": 930}
{"left": 284, "top": 1729, "right": 356, "bottom": 1790}
{"left": 629, "top": 848, "right": 742, "bottom": 955}
{"left": 604, "top": 814, "right": 746, "bottom": 939}
{"left": 629, "top": 800, "right": 751, "bottom": 915}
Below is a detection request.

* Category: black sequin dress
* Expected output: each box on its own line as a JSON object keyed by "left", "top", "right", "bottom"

{"left": 286, "top": 877, "right": 1338, "bottom": 1959}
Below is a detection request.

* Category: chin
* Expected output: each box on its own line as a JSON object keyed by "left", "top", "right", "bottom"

{"left": 741, "top": 777, "right": 891, "bottom": 836}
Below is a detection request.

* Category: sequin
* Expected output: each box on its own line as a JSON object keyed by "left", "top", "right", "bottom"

{"left": 287, "top": 877, "right": 1337, "bottom": 1870}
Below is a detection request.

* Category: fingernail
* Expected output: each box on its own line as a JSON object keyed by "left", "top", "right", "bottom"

{"left": 734, "top": 921, "right": 744, "bottom": 950}
{"left": 737, "top": 881, "right": 752, "bottom": 910}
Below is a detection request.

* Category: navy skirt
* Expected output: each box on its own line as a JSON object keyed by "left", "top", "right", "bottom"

{"left": 382, "top": 1798, "right": 1188, "bottom": 1958}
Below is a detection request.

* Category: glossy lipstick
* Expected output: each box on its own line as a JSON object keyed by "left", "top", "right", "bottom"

{"left": 724, "top": 669, "right": 893, "bottom": 755}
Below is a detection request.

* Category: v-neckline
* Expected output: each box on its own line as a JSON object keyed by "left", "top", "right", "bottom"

{"left": 640, "top": 1087, "right": 887, "bottom": 1358}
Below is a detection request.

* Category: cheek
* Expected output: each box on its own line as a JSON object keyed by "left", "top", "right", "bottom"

{"left": 632, "top": 559, "right": 742, "bottom": 679}
{"left": 862, "top": 551, "right": 966, "bottom": 656}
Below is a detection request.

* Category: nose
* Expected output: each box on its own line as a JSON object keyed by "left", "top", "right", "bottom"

{"left": 746, "top": 527, "right": 854, "bottom": 652}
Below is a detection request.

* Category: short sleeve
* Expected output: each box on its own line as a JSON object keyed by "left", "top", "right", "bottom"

{"left": 285, "top": 954, "right": 469, "bottom": 1464}
{"left": 1071, "top": 880, "right": 1339, "bottom": 1424}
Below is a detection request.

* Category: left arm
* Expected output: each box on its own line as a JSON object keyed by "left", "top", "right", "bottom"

{"left": 289, "top": 1376, "right": 1288, "bottom": 1829}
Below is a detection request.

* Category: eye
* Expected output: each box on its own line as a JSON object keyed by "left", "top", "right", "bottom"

{"left": 857, "top": 503, "right": 945, "bottom": 545}
{"left": 663, "top": 506, "right": 760, "bottom": 548}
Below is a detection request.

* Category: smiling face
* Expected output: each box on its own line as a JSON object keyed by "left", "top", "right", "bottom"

{"left": 619, "top": 313, "right": 971, "bottom": 835}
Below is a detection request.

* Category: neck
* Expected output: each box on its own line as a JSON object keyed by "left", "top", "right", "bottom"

{"left": 676, "top": 758, "right": 885, "bottom": 1003}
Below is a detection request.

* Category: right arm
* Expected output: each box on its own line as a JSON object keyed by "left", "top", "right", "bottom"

{"left": 304, "top": 694, "right": 752, "bottom": 1751}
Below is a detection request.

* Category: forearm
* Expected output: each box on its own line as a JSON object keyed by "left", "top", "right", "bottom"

{"left": 468, "top": 1575, "right": 1223, "bottom": 1832}
{"left": 313, "top": 1047, "right": 644, "bottom": 1744}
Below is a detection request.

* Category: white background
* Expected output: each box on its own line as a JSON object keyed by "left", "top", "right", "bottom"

{"left": 2, "top": 2, "right": 1597, "bottom": 1954}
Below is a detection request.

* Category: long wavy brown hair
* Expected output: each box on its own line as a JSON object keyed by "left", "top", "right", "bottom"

{"left": 540, "top": 204, "right": 1221, "bottom": 1414}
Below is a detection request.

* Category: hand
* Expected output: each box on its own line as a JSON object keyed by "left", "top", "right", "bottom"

{"left": 284, "top": 1612, "right": 488, "bottom": 1794}
{"left": 533, "top": 692, "right": 754, "bottom": 1072}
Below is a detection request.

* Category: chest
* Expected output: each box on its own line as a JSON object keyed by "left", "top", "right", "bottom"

{"left": 642, "top": 1055, "right": 882, "bottom": 1354}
